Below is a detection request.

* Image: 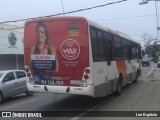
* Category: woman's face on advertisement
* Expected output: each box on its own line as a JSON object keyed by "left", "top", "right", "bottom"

{"left": 37, "top": 26, "right": 46, "bottom": 44}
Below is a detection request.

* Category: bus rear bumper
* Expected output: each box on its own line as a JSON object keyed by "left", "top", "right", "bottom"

{"left": 27, "top": 82, "right": 94, "bottom": 97}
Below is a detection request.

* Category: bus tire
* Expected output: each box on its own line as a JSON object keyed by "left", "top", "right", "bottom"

{"left": 115, "top": 77, "right": 122, "bottom": 96}
{"left": 134, "top": 70, "right": 139, "bottom": 83}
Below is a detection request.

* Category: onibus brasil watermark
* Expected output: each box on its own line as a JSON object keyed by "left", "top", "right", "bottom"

{"left": 2, "top": 112, "right": 42, "bottom": 118}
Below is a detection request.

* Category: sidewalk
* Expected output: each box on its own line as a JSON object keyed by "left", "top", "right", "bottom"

{"left": 145, "top": 62, "right": 160, "bottom": 81}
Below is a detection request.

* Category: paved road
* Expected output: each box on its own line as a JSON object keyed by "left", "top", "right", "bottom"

{"left": 1, "top": 63, "right": 160, "bottom": 120}
{"left": 77, "top": 63, "right": 160, "bottom": 120}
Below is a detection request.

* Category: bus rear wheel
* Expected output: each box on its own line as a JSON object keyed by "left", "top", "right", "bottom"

{"left": 134, "top": 70, "right": 139, "bottom": 83}
{"left": 115, "top": 78, "right": 122, "bottom": 96}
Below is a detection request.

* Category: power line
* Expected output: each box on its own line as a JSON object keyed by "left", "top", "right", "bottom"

{"left": 32, "top": 0, "right": 114, "bottom": 20}
{"left": 95, "top": 14, "right": 159, "bottom": 21}
{"left": 59, "top": 0, "right": 113, "bottom": 13}
{"left": 1, "top": 14, "right": 159, "bottom": 31}
{"left": 0, "top": 0, "right": 127, "bottom": 24}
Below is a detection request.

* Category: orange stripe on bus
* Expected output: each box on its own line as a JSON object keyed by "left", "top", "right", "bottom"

{"left": 116, "top": 60, "right": 128, "bottom": 86}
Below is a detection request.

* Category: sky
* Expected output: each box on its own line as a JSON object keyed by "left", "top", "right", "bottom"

{"left": 0, "top": 0, "right": 159, "bottom": 46}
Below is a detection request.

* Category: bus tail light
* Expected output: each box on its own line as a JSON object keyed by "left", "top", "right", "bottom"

{"left": 25, "top": 66, "right": 30, "bottom": 72}
{"left": 85, "top": 69, "right": 90, "bottom": 74}
{"left": 25, "top": 66, "right": 34, "bottom": 83}
{"left": 84, "top": 74, "right": 89, "bottom": 79}
{"left": 82, "top": 67, "right": 90, "bottom": 87}
{"left": 27, "top": 73, "right": 31, "bottom": 77}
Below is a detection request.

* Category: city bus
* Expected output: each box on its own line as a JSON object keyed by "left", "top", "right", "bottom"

{"left": 24, "top": 16, "right": 141, "bottom": 97}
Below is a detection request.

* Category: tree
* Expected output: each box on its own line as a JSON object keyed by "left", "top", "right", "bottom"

{"left": 141, "top": 33, "right": 155, "bottom": 57}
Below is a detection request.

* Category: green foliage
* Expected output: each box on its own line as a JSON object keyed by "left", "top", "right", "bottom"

{"left": 145, "top": 43, "right": 160, "bottom": 58}
{"left": 141, "top": 33, "right": 159, "bottom": 58}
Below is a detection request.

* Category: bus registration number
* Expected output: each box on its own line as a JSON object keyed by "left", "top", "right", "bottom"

{"left": 41, "top": 80, "right": 64, "bottom": 85}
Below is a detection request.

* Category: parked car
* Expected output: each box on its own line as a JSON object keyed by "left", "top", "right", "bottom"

{"left": 142, "top": 56, "right": 150, "bottom": 67}
{"left": 157, "top": 60, "right": 160, "bottom": 68}
{"left": 0, "top": 70, "right": 33, "bottom": 103}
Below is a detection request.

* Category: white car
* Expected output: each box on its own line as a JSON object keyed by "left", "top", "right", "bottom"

{"left": 0, "top": 70, "right": 33, "bottom": 103}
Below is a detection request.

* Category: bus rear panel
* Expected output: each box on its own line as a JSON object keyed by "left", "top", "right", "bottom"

{"left": 24, "top": 17, "right": 93, "bottom": 96}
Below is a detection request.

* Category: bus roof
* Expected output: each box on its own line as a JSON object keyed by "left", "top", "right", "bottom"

{"left": 25, "top": 16, "right": 87, "bottom": 24}
{"left": 25, "top": 16, "right": 139, "bottom": 44}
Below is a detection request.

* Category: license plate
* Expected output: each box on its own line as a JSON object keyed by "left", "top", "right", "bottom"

{"left": 41, "top": 80, "right": 63, "bottom": 85}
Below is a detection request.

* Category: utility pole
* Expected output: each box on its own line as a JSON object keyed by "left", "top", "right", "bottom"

{"left": 139, "top": 0, "right": 160, "bottom": 42}
{"left": 61, "top": 0, "right": 65, "bottom": 16}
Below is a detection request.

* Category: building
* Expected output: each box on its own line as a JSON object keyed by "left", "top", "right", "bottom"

{"left": 0, "top": 24, "right": 24, "bottom": 70}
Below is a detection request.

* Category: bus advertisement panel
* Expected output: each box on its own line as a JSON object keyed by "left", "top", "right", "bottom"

{"left": 24, "top": 18, "right": 89, "bottom": 88}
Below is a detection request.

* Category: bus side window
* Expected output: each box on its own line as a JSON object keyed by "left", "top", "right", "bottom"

{"left": 113, "top": 36, "right": 122, "bottom": 59}
{"left": 129, "top": 47, "right": 132, "bottom": 60}
{"left": 131, "top": 43, "right": 137, "bottom": 59}
{"left": 127, "top": 41, "right": 132, "bottom": 61}
{"left": 121, "top": 39, "right": 127, "bottom": 59}
{"left": 138, "top": 44, "right": 142, "bottom": 59}
{"left": 103, "top": 32, "right": 112, "bottom": 65}
{"left": 90, "top": 26, "right": 106, "bottom": 61}
{"left": 106, "top": 40, "right": 111, "bottom": 65}
{"left": 97, "top": 31, "right": 105, "bottom": 59}
{"left": 90, "top": 29, "right": 99, "bottom": 60}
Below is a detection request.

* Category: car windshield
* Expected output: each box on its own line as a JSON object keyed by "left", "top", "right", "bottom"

{"left": 0, "top": 72, "right": 4, "bottom": 78}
